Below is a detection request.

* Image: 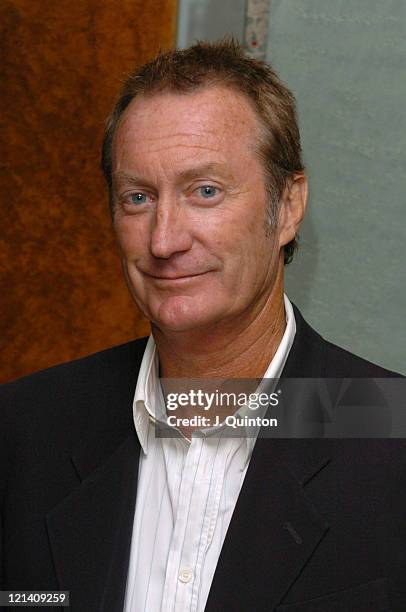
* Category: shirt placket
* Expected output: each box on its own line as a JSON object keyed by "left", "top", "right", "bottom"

{"left": 189, "top": 436, "right": 231, "bottom": 610}
{"left": 161, "top": 436, "right": 220, "bottom": 612}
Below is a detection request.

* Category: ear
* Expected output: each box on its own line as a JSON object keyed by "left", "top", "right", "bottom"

{"left": 277, "top": 173, "right": 308, "bottom": 249}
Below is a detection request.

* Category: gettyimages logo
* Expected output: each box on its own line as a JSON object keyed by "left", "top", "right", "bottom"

{"left": 165, "top": 388, "right": 280, "bottom": 411}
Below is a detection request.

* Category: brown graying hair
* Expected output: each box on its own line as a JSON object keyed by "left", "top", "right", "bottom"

{"left": 101, "top": 38, "right": 304, "bottom": 264}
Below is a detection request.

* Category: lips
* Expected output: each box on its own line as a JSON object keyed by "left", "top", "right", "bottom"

{"left": 144, "top": 271, "right": 208, "bottom": 280}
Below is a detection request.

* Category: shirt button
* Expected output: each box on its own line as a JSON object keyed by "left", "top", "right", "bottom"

{"left": 179, "top": 567, "right": 193, "bottom": 583}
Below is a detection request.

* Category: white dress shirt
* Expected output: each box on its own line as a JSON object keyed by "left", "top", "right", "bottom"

{"left": 123, "top": 294, "right": 296, "bottom": 612}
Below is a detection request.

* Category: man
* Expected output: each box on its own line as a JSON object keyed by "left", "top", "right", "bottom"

{"left": 0, "top": 39, "right": 405, "bottom": 611}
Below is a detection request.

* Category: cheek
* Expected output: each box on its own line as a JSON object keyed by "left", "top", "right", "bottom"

{"left": 114, "top": 217, "right": 148, "bottom": 259}
{"left": 217, "top": 207, "right": 268, "bottom": 258}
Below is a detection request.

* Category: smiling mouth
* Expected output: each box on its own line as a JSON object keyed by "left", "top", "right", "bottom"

{"left": 143, "top": 271, "right": 210, "bottom": 281}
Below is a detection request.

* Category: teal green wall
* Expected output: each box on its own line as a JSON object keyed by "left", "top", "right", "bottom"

{"left": 267, "top": 1, "right": 405, "bottom": 373}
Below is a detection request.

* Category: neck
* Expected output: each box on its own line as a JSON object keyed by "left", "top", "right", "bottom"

{"left": 153, "top": 261, "right": 286, "bottom": 380}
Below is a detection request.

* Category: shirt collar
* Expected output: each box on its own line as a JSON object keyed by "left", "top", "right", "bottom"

{"left": 132, "top": 335, "right": 161, "bottom": 454}
{"left": 133, "top": 293, "right": 296, "bottom": 459}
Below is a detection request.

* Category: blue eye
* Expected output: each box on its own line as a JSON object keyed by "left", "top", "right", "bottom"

{"left": 199, "top": 185, "right": 217, "bottom": 198}
{"left": 130, "top": 193, "right": 148, "bottom": 205}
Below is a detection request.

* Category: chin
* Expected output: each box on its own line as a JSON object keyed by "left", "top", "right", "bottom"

{"left": 150, "top": 295, "right": 220, "bottom": 333}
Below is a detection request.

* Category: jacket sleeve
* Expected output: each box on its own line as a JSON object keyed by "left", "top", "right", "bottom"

{"left": 0, "top": 512, "right": 3, "bottom": 588}
{"left": 0, "top": 382, "right": 12, "bottom": 589}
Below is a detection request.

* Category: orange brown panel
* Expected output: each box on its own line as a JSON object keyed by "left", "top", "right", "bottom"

{"left": 0, "top": 0, "right": 178, "bottom": 383}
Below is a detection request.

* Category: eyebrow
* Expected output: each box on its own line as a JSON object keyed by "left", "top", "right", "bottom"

{"left": 112, "top": 172, "right": 147, "bottom": 189}
{"left": 176, "top": 162, "right": 235, "bottom": 182}
{"left": 112, "top": 163, "right": 235, "bottom": 189}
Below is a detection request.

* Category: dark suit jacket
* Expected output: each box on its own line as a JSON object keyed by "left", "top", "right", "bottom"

{"left": 1, "top": 304, "right": 405, "bottom": 611}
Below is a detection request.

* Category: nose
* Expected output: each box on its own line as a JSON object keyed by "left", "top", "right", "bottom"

{"left": 150, "top": 198, "right": 193, "bottom": 259}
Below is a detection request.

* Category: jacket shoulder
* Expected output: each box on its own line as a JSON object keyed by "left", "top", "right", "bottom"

{"left": 0, "top": 337, "right": 149, "bottom": 400}
{"left": 0, "top": 338, "right": 148, "bottom": 459}
{"left": 0, "top": 338, "right": 148, "bottom": 503}
{"left": 322, "top": 339, "right": 402, "bottom": 378}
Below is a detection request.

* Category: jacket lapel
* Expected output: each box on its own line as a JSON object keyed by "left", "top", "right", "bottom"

{"left": 46, "top": 432, "right": 140, "bottom": 612}
{"left": 206, "top": 303, "right": 332, "bottom": 611}
{"left": 45, "top": 338, "right": 147, "bottom": 611}
{"left": 205, "top": 438, "right": 331, "bottom": 611}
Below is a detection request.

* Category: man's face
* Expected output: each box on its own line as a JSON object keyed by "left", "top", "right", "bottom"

{"left": 111, "top": 85, "right": 282, "bottom": 333}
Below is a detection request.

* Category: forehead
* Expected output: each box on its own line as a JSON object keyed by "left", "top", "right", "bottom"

{"left": 112, "top": 85, "right": 262, "bottom": 169}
